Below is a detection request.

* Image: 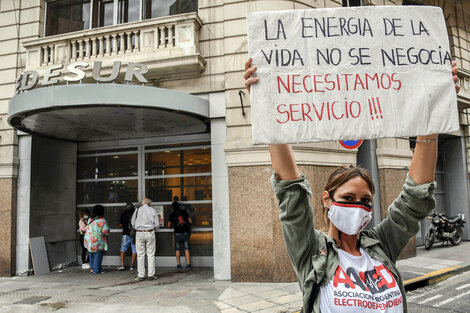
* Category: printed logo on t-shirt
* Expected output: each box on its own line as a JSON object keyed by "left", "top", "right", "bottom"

{"left": 320, "top": 248, "right": 403, "bottom": 313}
{"left": 178, "top": 215, "right": 185, "bottom": 225}
{"left": 332, "top": 264, "right": 402, "bottom": 310}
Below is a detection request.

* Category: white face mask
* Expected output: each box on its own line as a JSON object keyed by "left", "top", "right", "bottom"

{"left": 327, "top": 201, "right": 373, "bottom": 235}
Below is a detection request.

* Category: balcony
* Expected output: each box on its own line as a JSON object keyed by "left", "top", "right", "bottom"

{"left": 22, "top": 13, "right": 205, "bottom": 81}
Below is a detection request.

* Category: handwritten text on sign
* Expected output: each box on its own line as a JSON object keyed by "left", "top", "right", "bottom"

{"left": 247, "top": 7, "right": 459, "bottom": 144}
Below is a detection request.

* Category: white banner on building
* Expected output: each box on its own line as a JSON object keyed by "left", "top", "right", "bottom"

{"left": 247, "top": 6, "right": 459, "bottom": 144}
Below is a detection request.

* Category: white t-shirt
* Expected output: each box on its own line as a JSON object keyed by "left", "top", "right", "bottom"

{"left": 320, "top": 248, "right": 403, "bottom": 313}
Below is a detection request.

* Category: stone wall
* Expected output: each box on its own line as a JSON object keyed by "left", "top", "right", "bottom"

{"left": 228, "top": 164, "right": 336, "bottom": 282}
{"left": 0, "top": 1, "right": 41, "bottom": 176}
{"left": 0, "top": 178, "right": 16, "bottom": 276}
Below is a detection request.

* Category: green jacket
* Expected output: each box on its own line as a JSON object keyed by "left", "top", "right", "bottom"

{"left": 271, "top": 173, "right": 436, "bottom": 313}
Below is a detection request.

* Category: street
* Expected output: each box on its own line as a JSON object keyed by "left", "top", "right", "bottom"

{"left": 407, "top": 270, "right": 470, "bottom": 313}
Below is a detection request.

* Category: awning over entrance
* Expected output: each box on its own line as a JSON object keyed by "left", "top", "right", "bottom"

{"left": 8, "top": 84, "right": 209, "bottom": 142}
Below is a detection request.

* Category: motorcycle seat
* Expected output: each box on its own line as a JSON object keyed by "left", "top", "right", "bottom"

{"left": 448, "top": 215, "right": 463, "bottom": 223}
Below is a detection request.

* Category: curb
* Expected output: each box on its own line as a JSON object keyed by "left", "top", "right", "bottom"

{"left": 403, "top": 264, "right": 470, "bottom": 291}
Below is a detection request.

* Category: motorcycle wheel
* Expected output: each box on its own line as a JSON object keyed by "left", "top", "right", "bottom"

{"left": 450, "top": 227, "right": 463, "bottom": 246}
{"left": 425, "top": 230, "right": 435, "bottom": 250}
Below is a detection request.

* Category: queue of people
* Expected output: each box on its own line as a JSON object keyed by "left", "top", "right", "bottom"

{"left": 77, "top": 197, "right": 193, "bottom": 280}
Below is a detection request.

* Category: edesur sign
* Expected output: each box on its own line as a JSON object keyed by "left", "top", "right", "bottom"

{"left": 16, "top": 61, "right": 149, "bottom": 94}
{"left": 247, "top": 6, "right": 459, "bottom": 144}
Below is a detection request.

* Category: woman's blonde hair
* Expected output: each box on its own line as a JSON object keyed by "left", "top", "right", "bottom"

{"left": 321, "top": 165, "right": 375, "bottom": 227}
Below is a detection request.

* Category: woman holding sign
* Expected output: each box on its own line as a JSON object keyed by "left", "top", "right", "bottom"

{"left": 244, "top": 58, "right": 459, "bottom": 313}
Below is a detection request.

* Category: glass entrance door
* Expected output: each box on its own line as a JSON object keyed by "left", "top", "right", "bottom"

{"left": 76, "top": 140, "right": 213, "bottom": 265}
{"left": 143, "top": 142, "right": 213, "bottom": 258}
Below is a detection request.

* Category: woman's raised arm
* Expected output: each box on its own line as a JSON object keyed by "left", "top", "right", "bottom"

{"left": 408, "top": 134, "right": 438, "bottom": 185}
{"left": 244, "top": 58, "right": 300, "bottom": 180}
{"left": 269, "top": 144, "right": 300, "bottom": 180}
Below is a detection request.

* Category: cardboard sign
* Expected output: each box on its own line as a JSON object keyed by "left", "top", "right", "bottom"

{"left": 247, "top": 6, "right": 459, "bottom": 144}
{"left": 30, "top": 236, "right": 50, "bottom": 276}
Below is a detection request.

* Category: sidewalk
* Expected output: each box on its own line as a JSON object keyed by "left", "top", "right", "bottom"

{"left": 397, "top": 240, "right": 470, "bottom": 289}
{"left": 0, "top": 266, "right": 303, "bottom": 313}
{"left": 0, "top": 241, "right": 469, "bottom": 313}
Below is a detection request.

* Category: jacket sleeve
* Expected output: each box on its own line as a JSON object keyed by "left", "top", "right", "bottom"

{"left": 272, "top": 172, "right": 316, "bottom": 288}
{"left": 365, "top": 174, "right": 436, "bottom": 263}
{"left": 101, "top": 220, "right": 110, "bottom": 236}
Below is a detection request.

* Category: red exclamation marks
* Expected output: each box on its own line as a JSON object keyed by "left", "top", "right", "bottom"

{"left": 376, "top": 97, "right": 383, "bottom": 119}
{"left": 368, "top": 97, "right": 383, "bottom": 120}
{"left": 368, "top": 99, "right": 374, "bottom": 120}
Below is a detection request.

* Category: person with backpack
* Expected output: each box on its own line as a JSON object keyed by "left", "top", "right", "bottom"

{"left": 117, "top": 202, "right": 137, "bottom": 271}
{"left": 168, "top": 196, "right": 192, "bottom": 270}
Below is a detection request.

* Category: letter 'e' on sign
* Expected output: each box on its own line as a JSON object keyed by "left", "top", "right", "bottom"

{"left": 247, "top": 6, "right": 459, "bottom": 144}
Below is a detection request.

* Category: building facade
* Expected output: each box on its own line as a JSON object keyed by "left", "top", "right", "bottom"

{"left": 1, "top": 0, "right": 469, "bottom": 282}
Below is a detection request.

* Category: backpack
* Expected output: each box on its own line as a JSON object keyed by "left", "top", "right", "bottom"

{"left": 128, "top": 209, "right": 138, "bottom": 238}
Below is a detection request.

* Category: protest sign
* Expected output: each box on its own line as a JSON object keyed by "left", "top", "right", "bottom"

{"left": 247, "top": 6, "right": 459, "bottom": 144}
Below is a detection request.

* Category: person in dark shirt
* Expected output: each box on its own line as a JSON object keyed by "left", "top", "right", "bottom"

{"left": 117, "top": 202, "right": 137, "bottom": 270}
{"left": 168, "top": 196, "right": 192, "bottom": 270}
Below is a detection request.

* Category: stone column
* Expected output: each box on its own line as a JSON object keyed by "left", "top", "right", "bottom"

{"left": 210, "top": 92, "right": 230, "bottom": 280}
{"left": 16, "top": 135, "right": 31, "bottom": 275}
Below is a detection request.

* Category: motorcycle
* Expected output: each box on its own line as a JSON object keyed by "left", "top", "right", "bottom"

{"left": 424, "top": 211, "right": 465, "bottom": 250}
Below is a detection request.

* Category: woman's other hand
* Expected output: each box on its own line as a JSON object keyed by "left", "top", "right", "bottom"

{"left": 452, "top": 61, "right": 460, "bottom": 94}
{"left": 244, "top": 57, "right": 259, "bottom": 93}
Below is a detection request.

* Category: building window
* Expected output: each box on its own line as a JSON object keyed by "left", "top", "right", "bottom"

{"left": 143, "top": 0, "right": 198, "bottom": 19}
{"left": 91, "top": 0, "right": 114, "bottom": 28}
{"left": 46, "top": 0, "right": 91, "bottom": 36}
{"left": 45, "top": 0, "right": 198, "bottom": 36}
{"left": 402, "top": 0, "right": 423, "bottom": 5}
{"left": 144, "top": 143, "right": 212, "bottom": 206}
{"left": 343, "top": 0, "right": 362, "bottom": 6}
{"left": 77, "top": 148, "right": 139, "bottom": 204}
{"left": 118, "top": 0, "right": 140, "bottom": 24}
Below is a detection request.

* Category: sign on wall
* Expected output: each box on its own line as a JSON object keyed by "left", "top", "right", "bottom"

{"left": 339, "top": 139, "right": 363, "bottom": 150}
{"left": 247, "top": 6, "right": 459, "bottom": 144}
{"left": 16, "top": 61, "right": 149, "bottom": 94}
{"left": 155, "top": 206, "right": 164, "bottom": 227}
